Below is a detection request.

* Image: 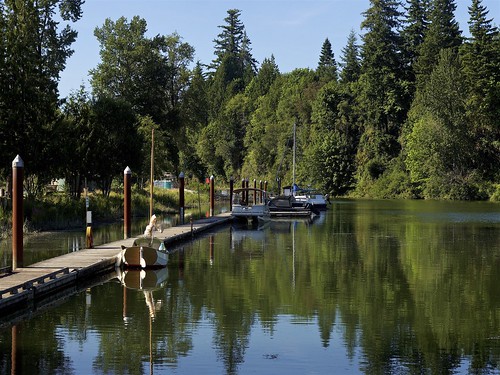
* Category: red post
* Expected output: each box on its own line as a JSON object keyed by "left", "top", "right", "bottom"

{"left": 179, "top": 172, "right": 185, "bottom": 224}
{"left": 229, "top": 177, "right": 234, "bottom": 211}
{"left": 124, "top": 167, "right": 131, "bottom": 239}
{"left": 209, "top": 175, "right": 215, "bottom": 216}
{"left": 12, "top": 155, "right": 23, "bottom": 270}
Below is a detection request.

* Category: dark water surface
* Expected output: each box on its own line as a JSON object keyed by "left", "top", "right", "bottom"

{"left": 1, "top": 199, "right": 500, "bottom": 374}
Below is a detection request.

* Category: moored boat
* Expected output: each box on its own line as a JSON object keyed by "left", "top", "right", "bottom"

{"left": 120, "top": 236, "right": 168, "bottom": 269}
{"left": 267, "top": 195, "right": 319, "bottom": 217}
{"left": 293, "top": 188, "right": 329, "bottom": 210}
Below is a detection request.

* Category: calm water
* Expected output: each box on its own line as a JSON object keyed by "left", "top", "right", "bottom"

{"left": 1, "top": 199, "right": 500, "bottom": 374}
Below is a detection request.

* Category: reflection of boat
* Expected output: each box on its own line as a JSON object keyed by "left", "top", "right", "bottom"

{"left": 231, "top": 188, "right": 270, "bottom": 221}
{"left": 268, "top": 195, "right": 319, "bottom": 217}
{"left": 116, "top": 267, "right": 168, "bottom": 291}
{"left": 230, "top": 221, "right": 268, "bottom": 249}
{"left": 269, "top": 216, "right": 317, "bottom": 233}
{"left": 120, "top": 236, "right": 169, "bottom": 269}
{"left": 119, "top": 268, "right": 165, "bottom": 375}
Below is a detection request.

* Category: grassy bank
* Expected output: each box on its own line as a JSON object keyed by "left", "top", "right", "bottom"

{"left": 0, "top": 186, "right": 210, "bottom": 237}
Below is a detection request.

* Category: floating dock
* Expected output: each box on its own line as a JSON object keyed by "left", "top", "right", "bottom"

{"left": 0, "top": 213, "right": 232, "bottom": 325}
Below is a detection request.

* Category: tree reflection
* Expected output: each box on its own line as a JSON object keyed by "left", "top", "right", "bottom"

{"left": 1, "top": 201, "right": 500, "bottom": 374}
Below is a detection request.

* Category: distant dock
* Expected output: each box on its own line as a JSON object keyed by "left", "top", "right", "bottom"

{"left": 0, "top": 213, "right": 233, "bottom": 325}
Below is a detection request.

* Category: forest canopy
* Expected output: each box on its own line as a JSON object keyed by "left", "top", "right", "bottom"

{"left": 0, "top": 0, "right": 498, "bottom": 200}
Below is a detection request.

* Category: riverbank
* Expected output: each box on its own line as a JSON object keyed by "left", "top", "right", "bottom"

{"left": 0, "top": 187, "right": 210, "bottom": 238}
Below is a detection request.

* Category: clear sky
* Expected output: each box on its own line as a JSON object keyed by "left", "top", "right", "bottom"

{"left": 58, "top": 0, "right": 500, "bottom": 98}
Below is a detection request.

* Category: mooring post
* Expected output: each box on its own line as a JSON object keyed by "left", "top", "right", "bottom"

{"left": 124, "top": 167, "right": 131, "bottom": 239}
{"left": 259, "top": 180, "right": 263, "bottom": 203}
{"left": 253, "top": 179, "right": 257, "bottom": 204}
{"left": 229, "top": 176, "right": 234, "bottom": 211}
{"left": 264, "top": 180, "right": 268, "bottom": 194}
{"left": 241, "top": 178, "right": 245, "bottom": 203}
{"left": 12, "top": 155, "right": 23, "bottom": 270}
{"left": 179, "top": 172, "right": 185, "bottom": 224}
{"left": 209, "top": 175, "right": 215, "bottom": 217}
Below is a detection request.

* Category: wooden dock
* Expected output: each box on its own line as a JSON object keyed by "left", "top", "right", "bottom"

{"left": 0, "top": 213, "right": 233, "bottom": 324}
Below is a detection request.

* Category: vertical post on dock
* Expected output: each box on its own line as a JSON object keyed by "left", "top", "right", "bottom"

{"left": 209, "top": 175, "right": 215, "bottom": 217}
{"left": 241, "top": 178, "right": 245, "bottom": 203}
{"left": 229, "top": 176, "right": 234, "bottom": 211}
{"left": 253, "top": 179, "right": 257, "bottom": 204}
{"left": 264, "top": 180, "right": 268, "bottom": 194}
{"left": 179, "top": 172, "right": 185, "bottom": 224}
{"left": 12, "top": 155, "right": 23, "bottom": 270}
{"left": 259, "top": 180, "right": 263, "bottom": 203}
{"left": 124, "top": 167, "right": 132, "bottom": 239}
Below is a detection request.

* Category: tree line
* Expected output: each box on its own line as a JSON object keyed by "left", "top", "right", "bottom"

{"left": 0, "top": 0, "right": 498, "bottom": 200}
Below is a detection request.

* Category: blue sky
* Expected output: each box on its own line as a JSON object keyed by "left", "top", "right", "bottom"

{"left": 58, "top": 0, "right": 500, "bottom": 98}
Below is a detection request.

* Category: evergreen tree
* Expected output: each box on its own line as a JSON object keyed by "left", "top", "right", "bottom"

{"left": 245, "top": 55, "right": 280, "bottom": 104}
{"left": 317, "top": 38, "right": 338, "bottom": 81}
{"left": 339, "top": 30, "right": 361, "bottom": 84}
{"left": 414, "top": 0, "right": 462, "bottom": 81}
{"left": 209, "top": 9, "right": 257, "bottom": 119}
{"left": 401, "top": 0, "right": 431, "bottom": 85}
{"left": 355, "top": 0, "right": 407, "bottom": 191}
{"left": 460, "top": 0, "right": 500, "bottom": 180}
{"left": 211, "top": 9, "right": 257, "bottom": 76}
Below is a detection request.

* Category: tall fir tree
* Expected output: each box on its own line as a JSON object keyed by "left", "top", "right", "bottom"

{"left": 339, "top": 29, "right": 361, "bottom": 84}
{"left": 354, "top": 0, "right": 409, "bottom": 193}
{"left": 401, "top": 0, "right": 431, "bottom": 86}
{"left": 414, "top": 0, "right": 462, "bottom": 82}
{"left": 317, "top": 38, "right": 338, "bottom": 81}
{"left": 209, "top": 9, "right": 256, "bottom": 118}
{"left": 460, "top": 0, "right": 500, "bottom": 180}
{"left": 211, "top": 9, "right": 256, "bottom": 76}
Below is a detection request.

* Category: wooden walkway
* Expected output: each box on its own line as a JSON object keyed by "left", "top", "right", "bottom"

{"left": 0, "top": 213, "right": 233, "bottom": 322}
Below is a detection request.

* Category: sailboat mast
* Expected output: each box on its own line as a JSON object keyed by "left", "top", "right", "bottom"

{"left": 150, "top": 128, "right": 154, "bottom": 218}
{"left": 292, "top": 121, "right": 296, "bottom": 196}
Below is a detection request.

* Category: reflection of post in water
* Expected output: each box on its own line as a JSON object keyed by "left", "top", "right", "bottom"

{"left": 178, "top": 248, "right": 185, "bottom": 280}
{"left": 11, "top": 325, "right": 21, "bottom": 375}
{"left": 209, "top": 235, "right": 214, "bottom": 266}
{"left": 122, "top": 286, "right": 128, "bottom": 323}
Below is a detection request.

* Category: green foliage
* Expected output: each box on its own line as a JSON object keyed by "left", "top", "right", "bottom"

{"left": 1, "top": 3, "right": 499, "bottom": 204}
{"left": 460, "top": 0, "right": 500, "bottom": 180}
{"left": 405, "top": 49, "right": 478, "bottom": 199}
{"left": 0, "top": 0, "right": 82, "bottom": 191}
{"left": 414, "top": 0, "right": 462, "bottom": 84}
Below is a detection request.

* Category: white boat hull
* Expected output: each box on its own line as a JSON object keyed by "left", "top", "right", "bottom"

{"left": 121, "top": 245, "right": 168, "bottom": 269}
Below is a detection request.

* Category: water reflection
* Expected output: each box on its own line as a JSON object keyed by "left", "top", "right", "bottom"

{"left": 1, "top": 200, "right": 500, "bottom": 374}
